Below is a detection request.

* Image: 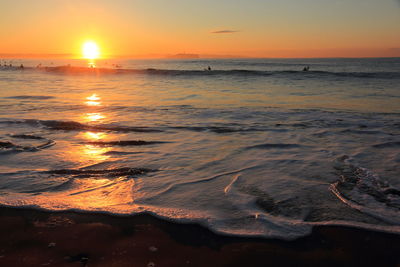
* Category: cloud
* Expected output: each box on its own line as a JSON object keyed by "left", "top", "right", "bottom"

{"left": 211, "top": 30, "right": 239, "bottom": 34}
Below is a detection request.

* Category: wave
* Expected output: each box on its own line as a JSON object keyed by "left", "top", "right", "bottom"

{"left": 372, "top": 141, "right": 400, "bottom": 148}
{"left": 9, "top": 134, "right": 46, "bottom": 140}
{"left": 4, "top": 95, "right": 55, "bottom": 100}
{"left": 0, "top": 119, "right": 163, "bottom": 133}
{"left": 0, "top": 167, "right": 155, "bottom": 195}
{"left": 0, "top": 119, "right": 275, "bottom": 134}
{"left": 0, "top": 159, "right": 399, "bottom": 240}
{"left": 2, "top": 117, "right": 395, "bottom": 137}
{"left": 0, "top": 139, "right": 55, "bottom": 153}
{"left": 46, "top": 167, "right": 155, "bottom": 178}
{"left": 102, "top": 151, "right": 158, "bottom": 155}
{"left": 330, "top": 155, "right": 400, "bottom": 224}
{"left": 245, "top": 143, "right": 302, "bottom": 150}
{"left": 11, "top": 66, "right": 400, "bottom": 79}
{"left": 339, "top": 129, "right": 384, "bottom": 135}
{"left": 171, "top": 125, "right": 265, "bottom": 133}
{"left": 85, "top": 140, "right": 167, "bottom": 146}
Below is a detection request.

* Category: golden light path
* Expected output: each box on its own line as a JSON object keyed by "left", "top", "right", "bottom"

{"left": 75, "top": 93, "right": 111, "bottom": 163}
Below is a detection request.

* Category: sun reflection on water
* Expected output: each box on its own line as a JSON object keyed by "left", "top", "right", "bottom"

{"left": 83, "top": 113, "right": 105, "bottom": 123}
{"left": 70, "top": 93, "right": 115, "bottom": 165}
{"left": 84, "top": 131, "right": 106, "bottom": 140}
{"left": 87, "top": 94, "right": 100, "bottom": 101}
{"left": 74, "top": 131, "right": 111, "bottom": 163}
{"left": 82, "top": 144, "right": 110, "bottom": 161}
{"left": 85, "top": 101, "right": 101, "bottom": 106}
{"left": 85, "top": 94, "right": 102, "bottom": 106}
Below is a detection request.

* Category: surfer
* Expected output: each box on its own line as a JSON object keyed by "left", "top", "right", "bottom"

{"left": 303, "top": 66, "right": 310, "bottom": 71}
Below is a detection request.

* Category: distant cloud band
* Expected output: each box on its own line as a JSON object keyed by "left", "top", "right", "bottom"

{"left": 211, "top": 30, "right": 239, "bottom": 34}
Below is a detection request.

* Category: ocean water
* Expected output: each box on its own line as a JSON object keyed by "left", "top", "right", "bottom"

{"left": 0, "top": 58, "right": 399, "bottom": 240}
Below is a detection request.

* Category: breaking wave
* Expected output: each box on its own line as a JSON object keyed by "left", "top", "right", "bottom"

{"left": 7, "top": 66, "right": 399, "bottom": 80}
{"left": 330, "top": 156, "right": 400, "bottom": 224}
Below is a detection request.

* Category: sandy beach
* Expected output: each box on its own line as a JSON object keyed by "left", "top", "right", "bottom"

{"left": 0, "top": 207, "right": 399, "bottom": 267}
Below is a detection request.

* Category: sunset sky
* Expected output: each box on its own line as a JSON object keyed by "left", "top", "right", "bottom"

{"left": 1, "top": 0, "right": 399, "bottom": 58}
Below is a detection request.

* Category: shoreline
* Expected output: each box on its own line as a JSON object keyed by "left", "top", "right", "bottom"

{"left": 0, "top": 207, "right": 399, "bottom": 266}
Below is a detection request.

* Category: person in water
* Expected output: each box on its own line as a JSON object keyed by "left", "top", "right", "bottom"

{"left": 303, "top": 66, "right": 310, "bottom": 71}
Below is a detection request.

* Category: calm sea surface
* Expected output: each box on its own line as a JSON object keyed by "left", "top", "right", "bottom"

{"left": 0, "top": 58, "right": 399, "bottom": 239}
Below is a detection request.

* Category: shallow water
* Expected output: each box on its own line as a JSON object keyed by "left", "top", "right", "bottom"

{"left": 0, "top": 58, "right": 399, "bottom": 239}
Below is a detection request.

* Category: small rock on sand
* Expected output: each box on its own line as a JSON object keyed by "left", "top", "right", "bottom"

{"left": 149, "top": 246, "right": 158, "bottom": 252}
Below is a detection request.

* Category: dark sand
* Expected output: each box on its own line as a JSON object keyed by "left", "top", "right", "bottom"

{"left": 0, "top": 207, "right": 399, "bottom": 267}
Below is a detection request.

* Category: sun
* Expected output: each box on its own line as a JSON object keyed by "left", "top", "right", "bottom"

{"left": 82, "top": 41, "right": 100, "bottom": 59}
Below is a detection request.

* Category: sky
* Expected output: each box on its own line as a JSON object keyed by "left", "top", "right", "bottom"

{"left": 0, "top": 0, "right": 399, "bottom": 58}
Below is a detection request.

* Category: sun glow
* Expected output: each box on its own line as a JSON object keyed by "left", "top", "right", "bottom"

{"left": 82, "top": 41, "right": 100, "bottom": 59}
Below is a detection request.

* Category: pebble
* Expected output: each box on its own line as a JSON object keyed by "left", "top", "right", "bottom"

{"left": 149, "top": 246, "right": 158, "bottom": 252}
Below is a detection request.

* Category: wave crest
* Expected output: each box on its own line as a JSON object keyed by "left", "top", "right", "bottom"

{"left": 7, "top": 66, "right": 399, "bottom": 79}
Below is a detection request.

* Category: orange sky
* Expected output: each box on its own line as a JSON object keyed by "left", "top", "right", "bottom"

{"left": 1, "top": 0, "right": 399, "bottom": 58}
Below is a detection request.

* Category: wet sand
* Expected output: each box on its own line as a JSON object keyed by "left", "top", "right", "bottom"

{"left": 0, "top": 207, "right": 399, "bottom": 266}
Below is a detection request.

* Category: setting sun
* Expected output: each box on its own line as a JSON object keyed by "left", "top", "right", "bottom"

{"left": 82, "top": 41, "right": 100, "bottom": 59}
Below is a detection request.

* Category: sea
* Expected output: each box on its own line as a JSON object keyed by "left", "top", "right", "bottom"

{"left": 0, "top": 58, "right": 399, "bottom": 240}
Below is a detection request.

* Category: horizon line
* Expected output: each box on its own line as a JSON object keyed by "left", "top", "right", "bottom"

{"left": 1, "top": 53, "right": 400, "bottom": 60}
